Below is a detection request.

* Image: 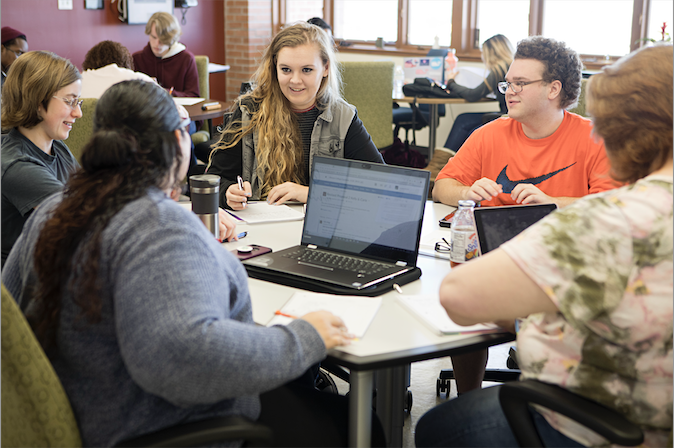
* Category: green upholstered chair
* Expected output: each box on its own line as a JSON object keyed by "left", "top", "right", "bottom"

{"left": 568, "top": 78, "right": 588, "bottom": 117}
{"left": 193, "top": 55, "right": 211, "bottom": 145}
{"left": 63, "top": 98, "right": 97, "bottom": 163}
{"left": 1, "top": 284, "right": 82, "bottom": 448}
{"left": 1, "top": 283, "right": 273, "bottom": 447}
{"left": 341, "top": 61, "right": 394, "bottom": 150}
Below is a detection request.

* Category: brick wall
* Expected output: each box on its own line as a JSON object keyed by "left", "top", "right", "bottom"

{"left": 224, "top": 0, "right": 273, "bottom": 102}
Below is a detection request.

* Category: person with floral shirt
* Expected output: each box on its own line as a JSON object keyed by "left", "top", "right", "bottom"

{"left": 415, "top": 43, "right": 673, "bottom": 447}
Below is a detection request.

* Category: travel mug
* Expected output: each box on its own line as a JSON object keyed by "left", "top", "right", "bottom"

{"left": 189, "top": 174, "right": 220, "bottom": 240}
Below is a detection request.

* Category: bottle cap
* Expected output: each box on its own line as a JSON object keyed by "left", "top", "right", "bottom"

{"left": 457, "top": 200, "right": 476, "bottom": 207}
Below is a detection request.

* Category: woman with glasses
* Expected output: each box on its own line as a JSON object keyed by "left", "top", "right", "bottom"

{"left": 1, "top": 50, "right": 81, "bottom": 267}
{"left": 443, "top": 34, "right": 514, "bottom": 153}
{"left": 2, "top": 79, "right": 385, "bottom": 448}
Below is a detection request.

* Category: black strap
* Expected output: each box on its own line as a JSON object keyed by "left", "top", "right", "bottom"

{"left": 244, "top": 266, "right": 422, "bottom": 297}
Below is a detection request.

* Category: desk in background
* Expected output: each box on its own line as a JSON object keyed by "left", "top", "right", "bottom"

{"left": 223, "top": 201, "right": 514, "bottom": 447}
{"left": 393, "top": 97, "right": 497, "bottom": 161}
{"left": 184, "top": 99, "right": 228, "bottom": 134}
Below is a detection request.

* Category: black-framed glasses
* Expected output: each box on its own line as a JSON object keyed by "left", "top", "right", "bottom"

{"left": 497, "top": 79, "right": 544, "bottom": 94}
{"left": 435, "top": 238, "right": 451, "bottom": 253}
{"left": 53, "top": 96, "right": 83, "bottom": 110}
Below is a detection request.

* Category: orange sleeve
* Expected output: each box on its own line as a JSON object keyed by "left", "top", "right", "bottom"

{"left": 435, "top": 132, "right": 485, "bottom": 186}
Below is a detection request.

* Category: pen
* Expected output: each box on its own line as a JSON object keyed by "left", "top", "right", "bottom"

{"left": 168, "top": 86, "right": 174, "bottom": 95}
{"left": 237, "top": 175, "right": 244, "bottom": 191}
{"left": 222, "top": 231, "right": 247, "bottom": 243}
{"left": 225, "top": 210, "right": 244, "bottom": 221}
{"left": 442, "top": 237, "right": 450, "bottom": 247}
{"left": 275, "top": 310, "right": 298, "bottom": 319}
{"left": 201, "top": 101, "right": 222, "bottom": 111}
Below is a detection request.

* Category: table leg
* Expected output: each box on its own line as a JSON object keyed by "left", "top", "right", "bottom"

{"left": 428, "top": 104, "right": 439, "bottom": 162}
{"left": 350, "top": 370, "right": 374, "bottom": 448}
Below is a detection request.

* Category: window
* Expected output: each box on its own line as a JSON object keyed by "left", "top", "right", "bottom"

{"left": 276, "top": 0, "right": 663, "bottom": 64}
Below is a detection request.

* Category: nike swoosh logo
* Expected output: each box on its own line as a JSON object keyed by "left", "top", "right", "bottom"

{"left": 496, "top": 163, "right": 576, "bottom": 194}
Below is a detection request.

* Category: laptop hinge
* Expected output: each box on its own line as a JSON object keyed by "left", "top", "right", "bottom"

{"left": 396, "top": 261, "right": 408, "bottom": 266}
{"left": 307, "top": 244, "right": 318, "bottom": 249}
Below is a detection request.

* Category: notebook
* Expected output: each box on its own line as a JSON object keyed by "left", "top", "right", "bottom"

{"left": 243, "top": 157, "right": 430, "bottom": 290}
{"left": 473, "top": 203, "right": 558, "bottom": 255}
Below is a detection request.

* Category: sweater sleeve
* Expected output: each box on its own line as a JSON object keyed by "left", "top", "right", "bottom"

{"left": 113, "top": 204, "right": 326, "bottom": 407}
{"left": 446, "top": 73, "right": 493, "bottom": 103}
{"left": 344, "top": 110, "right": 385, "bottom": 163}
{"left": 172, "top": 51, "right": 200, "bottom": 98}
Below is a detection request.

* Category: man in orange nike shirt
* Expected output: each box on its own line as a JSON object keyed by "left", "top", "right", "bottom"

{"left": 432, "top": 36, "right": 617, "bottom": 395}
{"left": 433, "top": 36, "right": 615, "bottom": 208}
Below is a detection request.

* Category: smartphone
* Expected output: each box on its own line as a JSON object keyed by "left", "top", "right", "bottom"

{"left": 439, "top": 210, "right": 456, "bottom": 228}
{"left": 231, "top": 244, "right": 272, "bottom": 261}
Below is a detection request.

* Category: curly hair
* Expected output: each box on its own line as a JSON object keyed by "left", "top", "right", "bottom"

{"left": 82, "top": 40, "right": 134, "bottom": 71}
{"left": 514, "top": 36, "right": 583, "bottom": 110}
{"left": 1, "top": 51, "right": 81, "bottom": 130}
{"left": 209, "top": 21, "right": 342, "bottom": 198}
{"left": 29, "top": 80, "right": 184, "bottom": 349}
{"left": 587, "top": 44, "right": 673, "bottom": 184}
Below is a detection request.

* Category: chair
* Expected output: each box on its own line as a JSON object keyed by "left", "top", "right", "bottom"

{"left": 499, "top": 379, "right": 644, "bottom": 447}
{"left": 568, "top": 78, "right": 589, "bottom": 117}
{"left": 392, "top": 102, "right": 446, "bottom": 146}
{"left": 63, "top": 98, "right": 97, "bottom": 163}
{"left": 341, "top": 61, "right": 394, "bottom": 150}
{"left": 192, "top": 55, "right": 211, "bottom": 145}
{"left": 0, "top": 284, "right": 273, "bottom": 447}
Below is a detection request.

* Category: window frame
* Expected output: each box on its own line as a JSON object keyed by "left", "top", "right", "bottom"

{"left": 273, "top": 0, "right": 654, "bottom": 68}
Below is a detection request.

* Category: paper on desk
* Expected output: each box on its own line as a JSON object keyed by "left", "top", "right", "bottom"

{"left": 267, "top": 292, "right": 382, "bottom": 339}
{"left": 453, "top": 66, "right": 489, "bottom": 89}
{"left": 419, "top": 228, "right": 452, "bottom": 259}
{"left": 398, "top": 294, "right": 499, "bottom": 335}
{"left": 227, "top": 202, "right": 304, "bottom": 224}
{"left": 173, "top": 97, "right": 205, "bottom": 106}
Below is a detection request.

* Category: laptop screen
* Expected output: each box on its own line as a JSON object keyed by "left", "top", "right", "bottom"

{"left": 473, "top": 204, "right": 557, "bottom": 255}
{"left": 302, "top": 157, "right": 430, "bottom": 266}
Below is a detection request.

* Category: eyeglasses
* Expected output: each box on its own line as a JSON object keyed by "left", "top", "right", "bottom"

{"left": 497, "top": 79, "right": 544, "bottom": 94}
{"left": 435, "top": 238, "right": 451, "bottom": 253}
{"left": 7, "top": 47, "right": 25, "bottom": 58}
{"left": 53, "top": 96, "right": 84, "bottom": 110}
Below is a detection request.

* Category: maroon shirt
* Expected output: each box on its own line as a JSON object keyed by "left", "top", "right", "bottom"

{"left": 132, "top": 43, "right": 200, "bottom": 97}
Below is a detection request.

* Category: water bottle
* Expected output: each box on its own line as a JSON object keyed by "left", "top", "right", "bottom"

{"left": 189, "top": 174, "right": 220, "bottom": 240}
{"left": 394, "top": 65, "right": 405, "bottom": 98}
{"left": 444, "top": 48, "right": 458, "bottom": 81}
{"left": 449, "top": 200, "right": 479, "bottom": 267}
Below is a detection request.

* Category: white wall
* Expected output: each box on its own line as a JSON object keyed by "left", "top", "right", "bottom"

{"left": 336, "top": 53, "right": 500, "bottom": 149}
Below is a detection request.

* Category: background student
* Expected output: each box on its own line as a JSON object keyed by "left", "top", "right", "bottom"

{"left": 80, "top": 40, "right": 155, "bottom": 99}
{"left": 1, "top": 26, "right": 28, "bottom": 88}
{"left": 132, "top": 11, "right": 199, "bottom": 98}
{"left": 3, "top": 79, "right": 385, "bottom": 447}
{"left": 206, "top": 21, "right": 383, "bottom": 209}
{"left": 1, "top": 51, "right": 81, "bottom": 267}
{"left": 443, "top": 34, "right": 513, "bottom": 152}
{"left": 416, "top": 44, "right": 673, "bottom": 448}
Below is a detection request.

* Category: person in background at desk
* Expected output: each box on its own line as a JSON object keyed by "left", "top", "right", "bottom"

{"left": 442, "top": 34, "right": 513, "bottom": 153}
{"left": 132, "top": 11, "right": 200, "bottom": 98}
{"left": 416, "top": 44, "right": 673, "bottom": 448}
{"left": 433, "top": 36, "right": 618, "bottom": 397}
{"left": 2, "top": 80, "right": 385, "bottom": 447}
{"left": 1, "top": 51, "right": 81, "bottom": 267}
{"left": 206, "top": 21, "right": 383, "bottom": 210}
{"left": 80, "top": 40, "right": 155, "bottom": 99}
{"left": 1, "top": 26, "right": 28, "bottom": 89}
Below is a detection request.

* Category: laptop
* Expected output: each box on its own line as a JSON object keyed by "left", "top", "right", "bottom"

{"left": 473, "top": 203, "right": 558, "bottom": 255}
{"left": 243, "top": 157, "right": 431, "bottom": 290}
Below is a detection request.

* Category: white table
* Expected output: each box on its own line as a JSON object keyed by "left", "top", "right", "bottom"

{"left": 222, "top": 201, "right": 514, "bottom": 447}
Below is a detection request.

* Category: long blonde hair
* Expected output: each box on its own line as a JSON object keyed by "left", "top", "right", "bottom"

{"left": 211, "top": 21, "right": 342, "bottom": 197}
{"left": 481, "top": 34, "right": 514, "bottom": 90}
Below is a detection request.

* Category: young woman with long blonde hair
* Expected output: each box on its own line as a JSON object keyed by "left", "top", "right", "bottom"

{"left": 207, "top": 21, "right": 383, "bottom": 210}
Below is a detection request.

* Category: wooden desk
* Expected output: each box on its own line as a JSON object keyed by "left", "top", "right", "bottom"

{"left": 393, "top": 96, "right": 497, "bottom": 161}
{"left": 222, "top": 201, "right": 514, "bottom": 447}
{"left": 184, "top": 99, "right": 228, "bottom": 122}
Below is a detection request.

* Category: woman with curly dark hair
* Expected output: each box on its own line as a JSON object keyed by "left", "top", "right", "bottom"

{"left": 80, "top": 40, "right": 155, "bottom": 98}
{"left": 3, "top": 79, "right": 385, "bottom": 448}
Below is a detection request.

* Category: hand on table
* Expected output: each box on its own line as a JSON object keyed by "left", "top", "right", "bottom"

{"left": 267, "top": 182, "right": 308, "bottom": 205}
{"left": 226, "top": 181, "right": 252, "bottom": 210}
{"left": 218, "top": 208, "right": 238, "bottom": 242}
{"left": 465, "top": 178, "right": 503, "bottom": 203}
{"left": 301, "top": 310, "right": 355, "bottom": 349}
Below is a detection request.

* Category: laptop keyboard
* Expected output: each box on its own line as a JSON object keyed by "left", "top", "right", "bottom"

{"left": 283, "top": 248, "right": 390, "bottom": 275}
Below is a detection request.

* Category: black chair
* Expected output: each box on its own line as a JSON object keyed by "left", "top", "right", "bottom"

{"left": 392, "top": 102, "right": 446, "bottom": 147}
{"left": 499, "top": 379, "right": 644, "bottom": 447}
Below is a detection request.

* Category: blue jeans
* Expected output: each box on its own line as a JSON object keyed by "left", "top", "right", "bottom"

{"left": 415, "top": 385, "right": 585, "bottom": 447}
{"left": 443, "top": 112, "right": 486, "bottom": 152}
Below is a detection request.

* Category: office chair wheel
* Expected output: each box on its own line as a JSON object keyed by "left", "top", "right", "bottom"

{"left": 404, "top": 390, "right": 413, "bottom": 417}
{"left": 436, "top": 369, "right": 454, "bottom": 398}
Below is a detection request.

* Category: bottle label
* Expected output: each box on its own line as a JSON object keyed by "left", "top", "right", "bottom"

{"left": 450, "top": 228, "right": 479, "bottom": 264}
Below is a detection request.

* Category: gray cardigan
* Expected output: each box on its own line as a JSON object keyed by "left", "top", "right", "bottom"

{"left": 3, "top": 189, "right": 326, "bottom": 447}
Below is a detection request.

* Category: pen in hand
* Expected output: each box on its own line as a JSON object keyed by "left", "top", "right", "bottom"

{"left": 237, "top": 175, "right": 244, "bottom": 191}
{"left": 275, "top": 310, "right": 298, "bottom": 319}
{"left": 168, "top": 86, "right": 174, "bottom": 95}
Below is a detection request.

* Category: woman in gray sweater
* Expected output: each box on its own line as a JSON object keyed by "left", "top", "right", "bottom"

{"left": 3, "top": 80, "right": 383, "bottom": 447}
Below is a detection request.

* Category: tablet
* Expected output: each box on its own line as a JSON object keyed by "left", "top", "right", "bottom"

{"left": 473, "top": 203, "right": 557, "bottom": 255}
